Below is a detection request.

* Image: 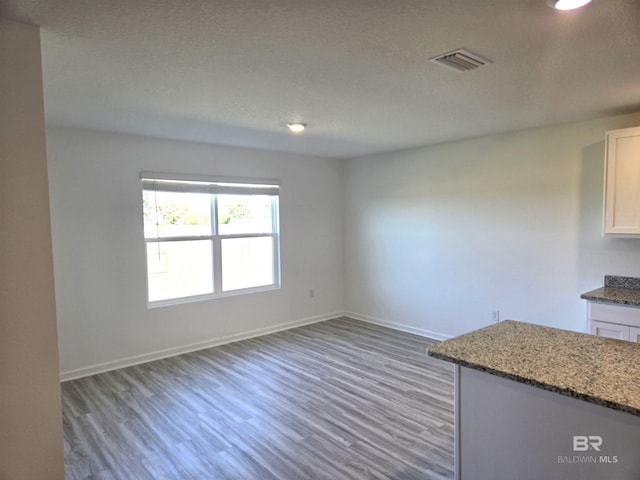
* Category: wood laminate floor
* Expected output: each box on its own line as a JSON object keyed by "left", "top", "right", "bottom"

{"left": 62, "top": 317, "right": 455, "bottom": 480}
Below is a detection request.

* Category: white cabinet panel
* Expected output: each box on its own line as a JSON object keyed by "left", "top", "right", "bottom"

{"left": 604, "top": 126, "right": 640, "bottom": 236}
{"left": 590, "top": 320, "right": 630, "bottom": 340}
{"left": 589, "top": 302, "right": 640, "bottom": 327}
{"left": 587, "top": 301, "right": 640, "bottom": 342}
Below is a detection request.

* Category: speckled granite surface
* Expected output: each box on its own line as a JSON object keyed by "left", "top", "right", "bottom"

{"left": 428, "top": 320, "right": 640, "bottom": 416}
{"left": 580, "top": 286, "right": 640, "bottom": 306}
{"left": 580, "top": 275, "right": 640, "bottom": 306}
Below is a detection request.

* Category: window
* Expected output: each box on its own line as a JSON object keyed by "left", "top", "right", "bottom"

{"left": 141, "top": 174, "right": 280, "bottom": 305}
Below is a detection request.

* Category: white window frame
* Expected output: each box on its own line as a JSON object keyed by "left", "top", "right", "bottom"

{"left": 141, "top": 172, "right": 281, "bottom": 307}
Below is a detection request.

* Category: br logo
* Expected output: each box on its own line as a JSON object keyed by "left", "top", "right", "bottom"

{"left": 573, "top": 435, "right": 603, "bottom": 452}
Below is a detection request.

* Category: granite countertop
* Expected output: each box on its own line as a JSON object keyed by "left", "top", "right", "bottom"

{"left": 580, "top": 287, "right": 640, "bottom": 306}
{"left": 428, "top": 320, "right": 640, "bottom": 416}
{"left": 580, "top": 275, "right": 640, "bottom": 307}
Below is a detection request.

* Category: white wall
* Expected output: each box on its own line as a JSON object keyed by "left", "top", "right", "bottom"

{"left": 47, "top": 127, "right": 344, "bottom": 378}
{"left": 0, "top": 18, "right": 64, "bottom": 479}
{"left": 49, "top": 110, "right": 640, "bottom": 376}
{"left": 344, "top": 111, "right": 640, "bottom": 338}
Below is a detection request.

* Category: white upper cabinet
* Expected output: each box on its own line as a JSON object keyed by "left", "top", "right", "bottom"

{"left": 604, "top": 126, "right": 640, "bottom": 236}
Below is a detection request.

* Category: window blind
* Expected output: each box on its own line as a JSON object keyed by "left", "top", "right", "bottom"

{"left": 141, "top": 174, "right": 279, "bottom": 196}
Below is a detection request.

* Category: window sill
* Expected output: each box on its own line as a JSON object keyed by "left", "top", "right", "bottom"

{"left": 147, "top": 284, "right": 281, "bottom": 309}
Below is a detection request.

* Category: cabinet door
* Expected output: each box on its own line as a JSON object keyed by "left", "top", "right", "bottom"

{"left": 590, "top": 320, "right": 630, "bottom": 340}
{"left": 604, "top": 126, "right": 640, "bottom": 236}
{"left": 629, "top": 327, "right": 640, "bottom": 343}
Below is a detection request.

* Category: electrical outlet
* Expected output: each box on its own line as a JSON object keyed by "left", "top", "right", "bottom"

{"left": 492, "top": 310, "right": 500, "bottom": 322}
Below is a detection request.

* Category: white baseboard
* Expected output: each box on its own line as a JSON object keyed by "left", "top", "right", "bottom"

{"left": 60, "top": 311, "right": 344, "bottom": 382}
{"left": 345, "top": 311, "right": 452, "bottom": 341}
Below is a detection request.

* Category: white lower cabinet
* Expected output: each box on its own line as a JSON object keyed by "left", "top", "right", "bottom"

{"left": 588, "top": 302, "right": 640, "bottom": 343}
{"left": 590, "top": 320, "right": 629, "bottom": 340}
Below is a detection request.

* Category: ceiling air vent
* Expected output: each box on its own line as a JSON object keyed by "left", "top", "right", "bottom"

{"left": 429, "top": 49, "right": 491, "bottom": 72}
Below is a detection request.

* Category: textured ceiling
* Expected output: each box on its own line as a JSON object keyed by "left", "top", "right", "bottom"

{"left": 2, "top": 0, "right": 640, "bottom": 158}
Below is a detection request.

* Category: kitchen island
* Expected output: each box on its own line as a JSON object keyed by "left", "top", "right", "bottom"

{"left": 428, "top": 320, "right": 640, "bottom": 480}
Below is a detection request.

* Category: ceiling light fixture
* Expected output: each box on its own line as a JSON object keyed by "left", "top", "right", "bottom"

{"left": 548, "top": 0, "right": 592, "bottom": 10}
{"left": 287, "top": 122, "right": 307, "bottom": 133}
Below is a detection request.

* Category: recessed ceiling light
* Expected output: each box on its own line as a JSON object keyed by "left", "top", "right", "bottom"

{"left": 548, "top": 0, "right": 592, "bottom": 10}
{"left": 287, "top": 123, "right": 307, "bottom": 133}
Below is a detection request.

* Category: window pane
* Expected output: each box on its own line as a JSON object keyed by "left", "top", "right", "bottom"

{"left": 221, "top": 237, "right": 274, "bottom": 291}
{"left": 143, "top": 191, "right": 211, "bottom": 238}
{"left": 147, "top": 240, "right": 213, "bottom": 302}
{"left": 218, "top": 195, "right": 273, "bottom": 235}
